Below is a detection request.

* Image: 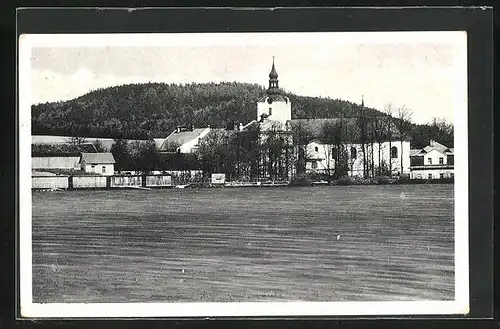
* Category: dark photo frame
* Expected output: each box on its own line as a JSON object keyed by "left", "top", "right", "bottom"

{"left": 9, "top": 6, "right": 494, "bottom": 325}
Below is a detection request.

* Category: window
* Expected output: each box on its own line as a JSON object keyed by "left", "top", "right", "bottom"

{"left": 350, "top": 147, "right": 357, "bottom": 159}
{"left": 451, "top": 173, "right": 454, "bottom": 178}
{"left": 439, "top": 157, "right": 444, "bottom": 164}
{"left": 102, "top": 166, "right": 106, "bottom": 173}
{"left": 311, "top": 161, "right": 318, "bottom": 169}
{"left": 416, "top": 174, "right": 422, "bottom": 179}
{"left": 428, "top": 173, "right": 433, "bottom": 179}
{"left": 314, "top": 146, "right": 318, "bottom": 152}
{"left": 428, "top": 158, "right": 432, "bottom": 165}
{"left": 391, "top": 146, "right": 398, "bottom": 159}
{"left": 91, "top": 165, "right": 95, "bottom": 169}
{"left": 440, "top": 173, "right": 444, "bottom": 179}
{"left": 269, "top": 107, "right": 272, "bottom": 115}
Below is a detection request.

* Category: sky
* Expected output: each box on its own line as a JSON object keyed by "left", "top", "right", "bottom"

{"left": 26, "top": 32, "right": 466, "bottom": 125}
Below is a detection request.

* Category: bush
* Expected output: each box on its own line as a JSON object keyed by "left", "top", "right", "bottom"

{"left": 289, "top": 174, "right": 312, "bottom": 186}
{"left": 371, "top": 176, "right": 393, "bottom": 185}
{"left": 335, "top": 176, "right": 358, "bottom": 185}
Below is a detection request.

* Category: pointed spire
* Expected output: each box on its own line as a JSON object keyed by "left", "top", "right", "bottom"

{"left": 361, "top": 95, "right": 364, "bottom": 107}
{"left": 269, "top": 56, "right": 278, "bottom": 79}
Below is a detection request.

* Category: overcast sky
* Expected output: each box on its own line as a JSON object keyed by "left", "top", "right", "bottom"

{"left": 27, "top": 32, "right": 466, "bottom": 124}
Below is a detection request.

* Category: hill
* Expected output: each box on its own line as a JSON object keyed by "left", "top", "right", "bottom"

{"left": 31, "top": 82, "right": 453, "bottom": 148}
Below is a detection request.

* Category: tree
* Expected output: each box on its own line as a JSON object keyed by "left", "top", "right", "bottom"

{"left": 395, "top": 106, "right": 413, "bottom": 175}
{"left": 196, "top": 129, "right": 238, "bottom": 179}
{"left": 291, "top": 121, "right": 314, "bottom": 175}
{"left": 110, "top": 138, "right": 130, "bottom": 171}
{"left": 383, "top": 104, "right": 395, "bottom": 175}
{"left": 261, "top": 121, "right": 290, "bottom": 180}
{"left": 369, "top": 115, "right": 387, "bottom": 176}
{"left": 132, "top": 140, "right": 160, "bottom": 174}
{"left": 319, "top": 119, "right": 348, "bottom": 180}
{"left": 92, "top": 139, "right": 108, "bottom": 152}
{"left": 67, "top": 135, "right": 87, "bottom": 146}
{"left": 356, "top": 100, "right": 370, "bottom": 178}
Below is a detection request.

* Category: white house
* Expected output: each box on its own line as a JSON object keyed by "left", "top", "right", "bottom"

{"left": 409, "top": 140, "right": 454, "bottom": 179}
{"left": 80, "top": 152, "right": 116, "bottom": 175}
{"left": 159, "top": 126, "right": 211, "bottom": 153}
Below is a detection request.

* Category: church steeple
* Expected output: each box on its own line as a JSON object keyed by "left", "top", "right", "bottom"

{"left": 268, "top": 56, "right": 280, "bottom": 92}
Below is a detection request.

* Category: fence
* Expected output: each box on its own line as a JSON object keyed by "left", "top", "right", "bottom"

{"left": 32, "top": 176, "right": 69, "bottom": 190}
{"left": 32, "top": 174, "right": 174, "bottom": 190}
{"left": 145, "top": 175, "right": 172, "bottom": 187}
{"left": 112, "top": 175, "right": 142, "bottom": 187}
{"left": 72, "top": 176, "right": 107, "bottom": 188}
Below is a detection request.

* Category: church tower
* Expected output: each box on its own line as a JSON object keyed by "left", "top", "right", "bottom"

{"left": 256, "top": 57, "right": 292, "bottom": 126}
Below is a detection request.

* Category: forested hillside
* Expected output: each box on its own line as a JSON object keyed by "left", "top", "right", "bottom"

{"left": 31, "top": 82, "right": 453, "bottom": 148}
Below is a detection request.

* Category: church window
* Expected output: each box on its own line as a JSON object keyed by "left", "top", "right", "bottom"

{"left": 391, "top": 146, "right": 398, "bottom": 159}
{"left": 314, "top": 146, "right": 318, "bottom": 152}
{"left": 350, "top": 147, "right": 357, "bottom": 159}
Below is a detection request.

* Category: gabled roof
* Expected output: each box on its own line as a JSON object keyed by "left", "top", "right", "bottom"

{"left": 159, "top": 128, "right": 209, "bottom": 152}
{"left": 410, "top": 149, "right": 424, "bottom": 157}
{"left": 411, "top": 141, "right": 453, "bottom": 157}
{"left": 81, "top": 152, "right": 115, "bottom": 164}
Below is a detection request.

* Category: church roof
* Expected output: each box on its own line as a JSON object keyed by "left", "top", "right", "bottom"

{"left": 289, "top": 118, "right": 404, "bottom": 144}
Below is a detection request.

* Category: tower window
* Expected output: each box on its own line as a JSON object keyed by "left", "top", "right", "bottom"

{"left": 269, "top": 108, "right": 272, "bottom": 115}
{"left": 391, "top": 146, "right": 398, "bottom": 159}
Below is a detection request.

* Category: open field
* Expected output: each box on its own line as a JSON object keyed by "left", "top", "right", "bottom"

{"left": 32, "top": 184, "right": 454, "bottom": 303}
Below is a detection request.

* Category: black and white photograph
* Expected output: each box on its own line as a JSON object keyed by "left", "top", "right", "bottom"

{"left": 18, "top": 30, "right": 468, "bottom": 317}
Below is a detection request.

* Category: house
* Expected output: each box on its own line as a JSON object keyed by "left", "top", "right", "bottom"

{"left": 409, "top": 140, "right": 454, "bottom": 179}
{"left": 158, "top": 126, "right": 211, "bottom": 153}
{"left": 80, "top": 152, "right": 116, "bottom": 175}
{"left": 32, "top": 143, "right": 97, "bottom": 170}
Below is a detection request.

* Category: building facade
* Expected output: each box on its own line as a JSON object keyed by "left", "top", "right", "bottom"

{"left": 80, "top": 152, "right": 116, "bottom": 175}
{"left": 409, "top": 140, "right": 454, "bottom": 179}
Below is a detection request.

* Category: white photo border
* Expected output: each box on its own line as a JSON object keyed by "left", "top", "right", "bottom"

{"left": 18, "top": 31, "right": 469, "bottom": 318}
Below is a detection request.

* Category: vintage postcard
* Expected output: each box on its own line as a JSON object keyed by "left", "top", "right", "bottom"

{"left": 18, "top": 31, "right": 468, "bottom": 318}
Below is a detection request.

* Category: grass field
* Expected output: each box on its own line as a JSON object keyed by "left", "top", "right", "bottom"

{"left": 32, "top": 184, "right": 454, "bottom": 303}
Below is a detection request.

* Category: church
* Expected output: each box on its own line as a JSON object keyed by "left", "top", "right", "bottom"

{"left": 161, "top": 58, "right": 411, "bottom": 181}
{"left": 238, "top": 58, "right": 411, "bottom": 179}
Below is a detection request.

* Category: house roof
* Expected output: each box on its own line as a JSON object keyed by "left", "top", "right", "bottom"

{"left": 410, "top": 149, "right": 424, "bottom": 156}
{"left": 81, "top": 152, "right": 116, "bottom": 164}
{"left": 159, "top": 128, "right": 209, "bottom": 152}
{"left": 410, "top": 141, "right": 453, "bottom": 157}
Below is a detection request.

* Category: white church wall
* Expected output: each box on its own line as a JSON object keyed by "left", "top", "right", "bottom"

{"left": 257, "top": 98, "right": 291, "bottom": 125}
